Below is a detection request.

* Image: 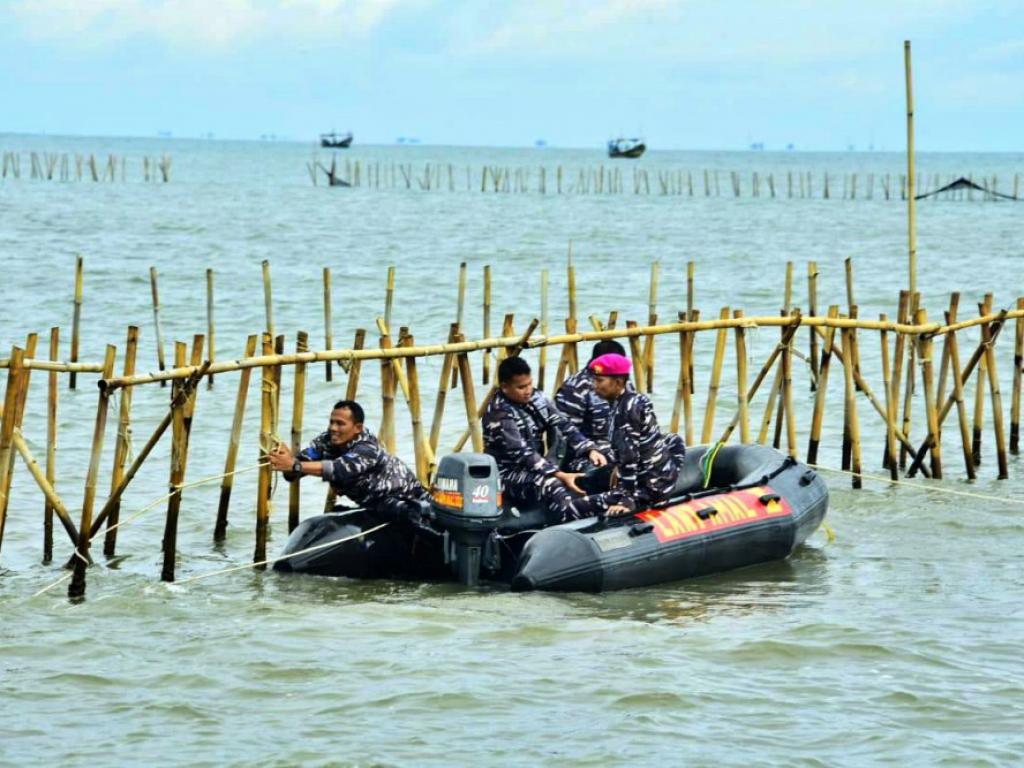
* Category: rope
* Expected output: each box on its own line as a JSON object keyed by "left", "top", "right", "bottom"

{"left": 808, "top": 463, "right": 1024, "bottom": 506}
{"left": 175, "top": 522, "right": 389, "bottom": 585}
{"left": 700, "top": 441, "right": 724, "bottom": 488}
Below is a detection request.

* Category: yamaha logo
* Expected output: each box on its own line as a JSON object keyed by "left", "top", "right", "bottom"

{"left": 435, "top": 476, "right": 459, "bottom": 492}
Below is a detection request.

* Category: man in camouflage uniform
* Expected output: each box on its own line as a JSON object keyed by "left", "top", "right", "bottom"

{"left": 587, "top": 353, "right": 687, "bottom": 516}
{"left": 268, "top": 399, "right": 428, "bottom": 522}
{"left": 555, "top": 339, "right": 632, "bottom": 471}
{"left": 484, "top": 356, "right": 609, "bottom": 523}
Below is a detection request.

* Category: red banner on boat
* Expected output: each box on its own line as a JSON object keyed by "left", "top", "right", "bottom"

{"left": 636, "top": 486, "right": 793, "bottom": 544}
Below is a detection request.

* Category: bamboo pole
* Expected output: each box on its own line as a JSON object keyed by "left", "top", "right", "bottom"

{"left": 162, "top": 343, "right": 188, "bottom": 582}
{"left": 70, "top": 255, "right": 84, "bottom": 389}
{"left": 455, "top": 334, "right": 483, "bottom": 452}
{"left": 403, "top": 334, "right": 430, "bottom": 484}
{"left": 807, "top": 307, "right": 839, "bottom": 465}
{"left": 733, "top": 310, "right": 750, "bottom": 443}
{"left": 567, "top": 242, "right": 577, "bottom": 328}
{"left": 782, "top": 312, "right": 798, "bottom": 457}
{"left": 288, "top": 331, "right": 309, "bottom": 533}
{"left": 899, "top": 293, "right": 920, "bottom": 469}
{"left": 890, "top": 291, "right": 909, "bottom": 463}
{"left": 323, "top": 267, "right": 334, "bottom": 382}
{"left": 643, "top": 261, "right": 659, "bottom": 392}
{"left": 1012, "top": 297, "right": 1024, "bottom": 454}
{"left": 981, "top": 311, "right": 1009, "bottom": 479}
{"left": 483, "top": 265, "right": 492, "bottom": 385}
{"left": 345, "top": 329, "right": 366, "bottom": 400}
{"left": 206, "top": 269, "right": 215, "bottom": 387}
{"left": 4, "top": 334, "right": 37, "bottom": 541}
{"left": 215, "top": 334, "right": 258, "bottom": 541}
{"left": 972, "top": 298, "right": 991, "bottom": 465}
{"left": 429, "top": 324, "right": 460, "bottom": 468}
{"left": 379, "top": 333, "right": 397, "bottom": 454}
{"left": 376, "top": 318, "right": 413, "bottom": 404}
{"left": 44, "top": 327, "right": 59, "bottom": 563}
{"left": 262, "top": 260, "right": 274, "bottom": 338}
{"left": 150, "top": 267, "right": 167, "bottom": 387}
{"left": 384, "top": 265, "right": 396, "bottom": 332}
{"left": 103, "top": 326, "right": 139, "bottom": 557}
{"left": 670, "top": 312, "right": 690, "bottom": 437}
{"left": 840, "top": 327, "right": 862, "bottom": 488}
{"left": 943, "top": 309, "right": 976, "bottom": 478}
{"left": 625, "top": 321, "right": 647, "bottom": 394}
{"left": 905, "top": 40, "right": 917, "bottom": 294}
{"left": 807, "top": 261, "right": 820, "bottom": 389}
{"left": 0, "top": 347, "right": 25, "bottom": 556}
{"left": 879, "top": 314, "right": 898, "bottom": 479}
{"left": 68, "top": 344, "right": 116, "bottom": 599}
{"left": 701, "top": 307, "right": 731, "bottom": 443}
{"left": 538, "top": 270, "right": 549, "bottom": 391}
{"left": 12, "top": 432, "right": 79, "bottom": 548}
{"left": 686, "top": 261, "right": 695, "bottom": 321}
{"left": 916, "top": 309, "right": 943, "bottom": 478}
{"left": 254, "top": 334, "right": 273, "bottom": 567}
{"left": 846, "top": 259, "right": 862, "bottom": 387}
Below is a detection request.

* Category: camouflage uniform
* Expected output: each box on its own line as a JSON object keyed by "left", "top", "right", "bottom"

{"left": 483, "top": 390, "right": 599, "bottom": 522}
{"left": 286, "top": 429, "right": 428, "bottom": 521}
{"left": 590, "top": 389, "right": 686, "bottom": 514}
{"left": 555, "top": 368, "right": 632, "bottom": 471}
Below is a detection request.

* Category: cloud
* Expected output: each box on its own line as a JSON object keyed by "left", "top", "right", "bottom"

{"left": 8, "top": 0, "right": 408, "bottom": 49}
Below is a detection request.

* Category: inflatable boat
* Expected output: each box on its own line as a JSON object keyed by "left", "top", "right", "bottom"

{"left": 273, "top": 444, "right": 828, "bottom": 592}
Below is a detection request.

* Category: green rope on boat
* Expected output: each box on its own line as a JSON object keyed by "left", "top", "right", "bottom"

{"left": 700, "top": 441, "right": 725, "bottom": 489}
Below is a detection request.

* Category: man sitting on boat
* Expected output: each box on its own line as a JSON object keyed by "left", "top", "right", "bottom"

{"left": 555, "top": 339, "right": 633, "bottom": 472}
{"left": 268, "top": 399, "right": 429, "bottom": 522}
{"left": 587, "top": 353, "right": 687, "bottom": 517}
{"left": 483, "top": 356, "right": 609, "bottom": 523}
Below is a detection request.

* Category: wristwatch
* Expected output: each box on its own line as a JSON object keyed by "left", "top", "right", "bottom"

{"left": 291, "top": 459, "right": 302, "bottom": 475}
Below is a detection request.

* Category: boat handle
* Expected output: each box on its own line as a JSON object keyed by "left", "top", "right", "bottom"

{"left": 799, "top": 470, "right": 817, "bottom": 486}
{"left": 629, "top": 522, "right": 654, "bottom": 537}
{"left": 758, "top": 493, "right": 781, "bottom": 505}
{"left": 696, "top": 506, "right": 718, "bottom": 520}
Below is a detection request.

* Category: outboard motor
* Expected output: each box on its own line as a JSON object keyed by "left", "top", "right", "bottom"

{"left": 430, "top": 453, "right": 502, "bottom": 586}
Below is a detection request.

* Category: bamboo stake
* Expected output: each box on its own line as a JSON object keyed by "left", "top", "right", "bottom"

{"left": 70, "top": 255, "right": 83, "bottom": 389}
{"left": 0, "top": 347, "right": 25, "bottom": 556}
{"left": 972, "top": 298, "right": 991, "bottom": 465}
{"left": 807, "top": 261, "right": 819, "bottom": 389}
{"left": 483, "top": 265, "right": 492, "bottom": 384}
{"left": 376, "top": 318, "right": 412, "bottom": 402}
{"left": 879, "top": 314, "right": 898, "bottom": 479}
{"left": 4, "top": 335, "right": 37, "bottom": 537}
{"left": 379, "top": 333, "right": 397, "bottom": 454}
{"left": 943, "top": 310, "right": 976, "bottom": 478}
{"left": 899, "top": 293, "right": 920, "bottom": 468}
{"left": 625, "top": 321, "right": 647, "bottom": 394}
{"left": 12, "top": 432, "right": 79, "bottom": 548}
{"left": 403, "top": 334, "right": 430, "bottom": 484}
{"left": 905, "top": 40, "right": 917, "bottom": 294}
{"left": 807, "top": 307, "right": 839, "bottom": 464}
{"left": 150, "top": 266, "right": 167, "bottom": 387}
{"left": 451, "top": 262, "right": 468, "bottom": 388}
{"left": 103, "top": 326, "right": 138, "bottom": 557}
{"left": 323, "top": 267, "right": 334, "bottom": 382}
{"left": 686, "top": 261, "right": 695, "bottom": 320}
{"left": 936, "top": 293, "right": 959, "bottom": 409}
{"left": 215, "top": 334, "right": 258, "bottom": 541}
{"left": 916, "top": 309, "right": 943, "bottom": 478}
{"left": 567, "top": 242, "right": 577, "bottom": 328}
{"left": 733, "top": 310, "right": 750, "bottom": 443}
{"left": 455, "top": 334, "right": 483, "bottom": 452}
{"left": 262, "top": 259, "right": 274, "bottom": 338}
{"left": 345, "top": 329, "right": 366, "bottom": 400}
{"left": 890, "top": 291, "right": 909, "bottom": 462}
{"left": 846, "top": 259, "right": 862, "bottom": 388}
{"left": 701, "top": 307, "right": 731, "bottom": 443}
{"left": 670, "top": 312, "right": 688, "bottom": 435}
{"left": 782, "top": 311, "right": 798, "bottom": 457}
{"left": 840, "top": 328, "right": 862, "bottom": 488}
{"left": 429, "top": 324, "right": 460, "bottom": 467}
{"left": 981, "top": 311, "right": 1009, "bottom": 479}
{"left": 44, "top": 327, "right": 59, "bottom": 563}
{"left": 538, "top": 270, "right": 549, "bottom": 391}
{"left": 1012, "top": 297, "right": 1024, "bottom": 454}
{"left": 68, "top": 344, "right": 116, "bottom": 598}
{"left": 206, "top": 269, "right": 215, "bottom": 387}
{"left": 288, "top": 332, "right": 309, "bottom": 533}
{"left": 254, "top": 334, "right": 273, "bottom": 567}
{"left": 643, "top": 261, "right": 659, "bottom": 392}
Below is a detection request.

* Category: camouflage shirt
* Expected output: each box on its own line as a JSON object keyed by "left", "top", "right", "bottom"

{"left": 483, "top": 390, "right": 597, "bottom": 478}
{"left": 608, "top": 390, "right": 686, "bottom": 498}
{"left": 291, "top": 429, "right": 427, "bottom": 507}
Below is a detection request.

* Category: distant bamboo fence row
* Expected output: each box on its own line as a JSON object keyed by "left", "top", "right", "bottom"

{"left": 2, "top": 255, "right": 1023, "bottom": 599}
{"left": 1, "top": 151, "right": 172, "bottom": 182}
{"left": 310, "top": 158, "right": 1022, "bottom": 201}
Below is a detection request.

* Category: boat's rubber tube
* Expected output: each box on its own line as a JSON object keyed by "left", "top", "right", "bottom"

{"left": 510, "top": 444, "right": 827, "bottom": 592}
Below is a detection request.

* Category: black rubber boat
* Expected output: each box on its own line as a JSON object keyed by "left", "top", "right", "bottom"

{"left": 273, "top": 444, "right": 828, "bottom": 592}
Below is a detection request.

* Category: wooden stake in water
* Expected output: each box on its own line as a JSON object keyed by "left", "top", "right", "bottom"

{"left": 103, "top": 326, "right": 139, "bottom": 557}
{"left": 288, "top": 331, "right": 309, "bottom": 533}
{"left": 0, "top": 347, "right": 25, "bottom": 558}
{"left": 840, "top": 328, "right": 862, "bottom": 488}
{"left": 807, "top": 261, "right": 820, "bottom": 389}
{"left": 70, "top": 255, "right": 84, "bottom": 389}
{"left": 429, "top": 324, "right": 460, "bottom": 467}
{"left": 455, "top": 333, "right": 483, "bottom": 452}
{"left": 43, "top": 328, "right": 59, "bottom": 563}
{"left": 733, "top": 309, "right": 750, "bottom": 443}
{"left": 701, "top": 307, "right": 730, "bottom": 443}
{"left": 262, "top": 259, "right": 274, "bottom": 338}
{"left": 254, "top": 333, "right": 273, "bottom": 567}
{"left": 643, "top": 261, "right": 660, "bottom": 392}
{"left": 483, "top": 265, "right": 492, "bottom": 385}
{"left": 972, "top": 297, "right": 991, "bottom": 465}
{"left": 150, "top": 266, "right": 167, "bottom": 386}
{"left": 905, "top": 40, "right": 917, "bottom": 294}
{"left": 538, "top": 270, "right": 549, "bottom": 390}
{"left": 879, "top": 314, "right": 898, "bottom": 479}
{"left": 162, "top": 342, "right": 189, "bottom": 582}
{"left": 69, "top": 345, "right": 116, "bottom": 598}
{"left": 1011, "top": 297, "right": 1024, "bottom": 454}
{"left": 625, "top": 321, "right": 647, "bottom": 394}
{"left": 916, "top": 309, "right": 943, "bottom": 479}
{"left": 943, "top": 309, "right": 976, "bottom": 478}
{"left": 215, "top": 334, "right": 258, "bottom": 542}
{"left": 384, "top": 265, "right": 396, "bottom": 332}
{"left": 323, "top": 267, "right": 334, "bottom": 382}
{"left": 206, "top": 269, "right": 216, "bottom": 387}
{"left": 807, "top": 307, "right": 839, "bottom": 465}
{"left": 345, "top": 329, "right": 366, "bottom": 400}
{"left": 403, "top": 334, "right": 430, "bottom": 485}
{"left": 981, "top": 310, "right": 1009, "bottom": 479}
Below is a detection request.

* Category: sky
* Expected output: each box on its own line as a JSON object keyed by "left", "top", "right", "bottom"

{"left": 1, "top": 0, "right": 1022, "bottom": 151}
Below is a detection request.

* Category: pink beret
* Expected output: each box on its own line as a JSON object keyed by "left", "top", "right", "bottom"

{"left": 589, "top": 353, "right": 632, "bottom": 376}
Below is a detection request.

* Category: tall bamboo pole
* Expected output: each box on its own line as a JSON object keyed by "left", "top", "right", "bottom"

{"left": 807, "top": 261, "right": 820, "bottom": 389}
{"left": 69, "top": 344, "right": 116, "bottom": 598}
{"left": 262, "top": 260, "right": 274, "bottom": 338}
{"left": 944, "top": 310, "right": 976, "bottom": 478}
{"left": 973, "top": 298, "right": 991, "bottom": 465}
{"left": 206, "top": 269, "right": 216, "bottom": 387}
{"left": 916, "top": 309, "right": 943, "bottom": 478}
{"left": 379, "top": 333, "right": 397, "bottom": 454}
{"left": 483, "top": 265, "right": 492, "bottom": 384}
{"left": 625, "top": 321, "right": 647, "bottom": 394}
{"left": 567, "top": 242, "right": 577, "bottom": 328}
{"left": 12, "top": 432, "right": 79, "bottom": 550}
{"left": 455, "top": 334, "right": 483, "bottom": 452}
{"left": 215, "top": 334, "right": 258, "bottom": 542}
{"left": 899, "top": 293, "right": 919, "bottom": 468}
{"left": 701, "top": 308, "right": 730, "bottom": 443}
{"left": 981, "top": 313, "right": 1009, "bottom": 479}
{"left": 323, "top": 267, "right": 334, "bottom": 382}
{"left": 384, "top": 265, "right": 396, "bottom": 332}
{"left": 288, "top": 331, "right": 309, "bottom": 533}
{"left": 643, "top": 261, "right": 659, "bottom": 391}
{"left": 841, "top": 328, "right": 862, "bottom": 488}
{"left": 403, "top": 334, "right": 429, "bottom": 484}
{"left": 782, "top": 311, "right": 799, "bottom": 457}
{"left": 0, "top": 347, "right": 25, "bottom": 556}
{"left": 161, "top": 342, "right": 188, "bottom": 582}
{"left": 429, "top": 324, "right": 460, "bottom": 468}
{"left": 733, "top": 310, "right": 750, "bottom": 443}
{"left": 879, "top": 314, "right": 898, "bottom": 479}
{"left": 538, "top": 270, "right": 549, "bottom": 391}
{"left": 807, "top": 307, "right": 839, "bottom": 464}
{"left": 103, "top": 326, "right": 139, "bottom": 557}
{"left": 3, "top": 334, "right": 37, "bottom": 545}
{"left": 254, "top": 333, "right": 273, "bottom": 567}
{"left": 70, "top": 255, "right": 84, "bottom": 389}
{"left": 1011, "top": 297, "right": 1024, "bottom": 454}
{"left": 44, "top": 328, "right": 59, "bottom": 563}
{"left": 905, "top": 40, "right": 917, "bottom": 294}
{"left": 345, "top": 329, "right": 366, "bottom": 400}
{"left": 150, "top": 266, "right": 167, "bottom": 386}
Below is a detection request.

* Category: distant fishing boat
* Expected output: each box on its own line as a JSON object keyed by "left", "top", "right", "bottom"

{"left": 320, "top": 131, "right": 353, "bottom": 149}
{"left": 607, "top": 137, "right": 645, "bottom": 158}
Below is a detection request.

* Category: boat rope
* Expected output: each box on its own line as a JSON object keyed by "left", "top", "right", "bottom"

{"left": 808, "top": 463, "right": 1024, "bottom": 506}
{"left": 700, "top": 441, "right": 724, "bottom": 488}
{"left": 175, "top": 522, "right": 390, "bottom": 586}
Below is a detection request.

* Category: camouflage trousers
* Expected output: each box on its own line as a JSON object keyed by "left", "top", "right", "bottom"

{"left": 501, "top": 469, "right": 598, "bottom": 523}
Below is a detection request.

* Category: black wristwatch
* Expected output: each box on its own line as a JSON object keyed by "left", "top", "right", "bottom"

{"left": 291, "top": 459, "right": 302, "bottom": 475}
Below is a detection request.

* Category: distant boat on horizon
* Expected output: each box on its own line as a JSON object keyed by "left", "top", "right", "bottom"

{"left": 607, "top": 137, "right": 645, "bottom": 158}
{"left": 320, "top": 131, "right": 353, "bottom": 149}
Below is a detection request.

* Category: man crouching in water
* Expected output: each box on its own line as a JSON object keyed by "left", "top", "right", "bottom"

{"left": 483, "top": 356, "right": 608, "bottom": 523}
{"left": 267, "top": 399, "right": 429, "bottom": 523}
{"left": 589, "top": 353, "right": 687, "bottom": 517}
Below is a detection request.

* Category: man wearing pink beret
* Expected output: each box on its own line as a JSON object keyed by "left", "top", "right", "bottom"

{"left": 588, "top": 352, "right": 687, "bottom": 516}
